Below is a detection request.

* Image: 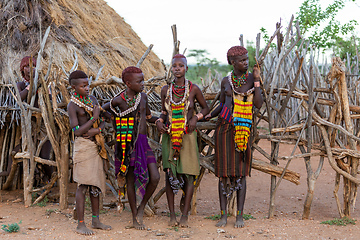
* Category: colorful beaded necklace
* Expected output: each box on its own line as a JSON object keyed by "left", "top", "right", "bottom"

{"left": 110, "top": 90, "right": 141, "bottom": 117}
{"left": 231, "top": 70, "right": 248, "bottom": 88}
{"left": 115, "top": 116, "right": 134, "bottom": 175}
{"left": 169, "top": 79, "right": 189, "bottom": 106}
{"left": 172, "top": 82, "right": 186, "bottom": 98}
{"left": 121, "top": 91, "right": 138, "bottom": 107}
{"left": 71, "top": 92, "right": 94, "bottom": 111}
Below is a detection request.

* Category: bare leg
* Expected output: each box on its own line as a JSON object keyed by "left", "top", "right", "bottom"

{"left": 216, "top": 179, "right": 228, "bottom": 227}
{"left": 136, "top": 163, "right": 160, "bottom": 227}
{"left": 178, "top": 175, "right": 194, "bottom": 228}
{"left": 90, "top": 189, "right": 112, "bottom": 231}
{"left": 165, "top": 170, "right": 177, "bottom": 226}
{"left": 75, "top": 185, "right": 94, "bottom": 235}
{"left": 235, "top": 177, "right": 246, "bottom": 228}
{"left": 126, "top": 167, "right": 144, "bottom": 230}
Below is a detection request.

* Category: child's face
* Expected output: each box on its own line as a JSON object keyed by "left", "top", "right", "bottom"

{"left": 23, "top": 64, "right": 36, "bottom": 81}
{"left": 231, "top": 54, "right": 249, "bottom": 72}
{"left": 171, "top": 58, "right": 188, "bottom": 78}
{"left": 72, "top": 78, "right": 89, "bottom": 96}
{"left": 126, "top": 73, "right": 144, "bottom": 93}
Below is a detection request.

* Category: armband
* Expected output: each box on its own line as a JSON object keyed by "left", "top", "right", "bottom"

{"left": 254, "top": 81, "right": 260, "bottom": 88}
{"left": 195, "top": 113, "right": 203, "bottom": 121}
{"left": 72, "top": 125, "right": 79, "bottom": 132}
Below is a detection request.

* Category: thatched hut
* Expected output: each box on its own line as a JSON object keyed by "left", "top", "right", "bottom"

{"left": 0, "top": 0, "right": 165, "bottom": 208}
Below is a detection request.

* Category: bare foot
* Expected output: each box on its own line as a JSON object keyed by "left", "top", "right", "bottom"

{"left": 133, "top": 218, "right": 145, "bottom": 230}
{"left": 92, "top": 217, "right": 112, "bottom": 230}
{"left": 179, "top": 215, "right": 188, "bottom": 228}
{"left": 136, "top": 206, "right": 145, "bottom": 227}
{"left": 76, "top": 222, "right": 94, "bottom": 235}
{"left": 168, "top": 213, "right": 178, "bottom": 226}
{"left": 215, "top": 215, "right": 227, "bottom": 227}
{"left": 234, "top": 215, "right": 245, "bottom": 228}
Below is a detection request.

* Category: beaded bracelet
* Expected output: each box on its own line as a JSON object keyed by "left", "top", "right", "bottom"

{"left": 99, "top": 127, "right": 102, "bottom": 133}
{"left": 99, "top": 117, "right": 104, "bottom": 122}
{"left": 90, "top": 117, "right": 96, "bottom": 123}
{"left": 72, "top": 125, "right": 79, "bottom": 132}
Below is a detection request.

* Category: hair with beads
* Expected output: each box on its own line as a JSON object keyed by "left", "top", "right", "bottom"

{"left": 121, "top": 66, "right": 143, "bottom": 83}
{"left": 69, "top": 70, "right": 88, "bottom": 84}
{"left": 20, "top": 56, "right": 36, "bottom": 79}
{"left": 227, "top": 46, "right": 248, "bottom": 65}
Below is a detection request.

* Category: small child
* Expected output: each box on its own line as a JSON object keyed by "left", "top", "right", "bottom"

{"left": 156, "top": 54, "right": 209, "bottom": 227}
{"left": 103, "top": 66, "right": 160, "bottom": 230}
{"left": 67, "top": 70, "right": 111, "bottom": 235}
{"left": 205, "top": 46, "right": 263, "bottom": 228}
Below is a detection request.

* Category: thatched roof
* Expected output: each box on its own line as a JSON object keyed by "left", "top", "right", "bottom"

{"left": 0, "top": 0, "right": 165, "bottom": 82}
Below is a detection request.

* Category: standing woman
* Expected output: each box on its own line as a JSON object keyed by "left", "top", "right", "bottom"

{"left": 205, "top": 46, "right": 263, "bottom": 228}
{"left": 156, "top": 54, "right": 209, "bottom": 227}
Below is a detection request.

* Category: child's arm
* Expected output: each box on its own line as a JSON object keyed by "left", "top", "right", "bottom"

{"left": 205, "top": 78, "right": 227, "bottom": 120}
{"left": 252, "top": 64, "right": 263, "bottom": 109}
{"left": 17, "top": 82, "right": 29, "bottom": 101}
{"left": 187, "top": 84, "right": 209, "bottom": 133}
{"left": 155, "top": 85, "right": 168, "bottom": 134}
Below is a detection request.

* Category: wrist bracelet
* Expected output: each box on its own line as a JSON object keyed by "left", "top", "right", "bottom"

{"left": 195, "top": 113, "right": 203, "bottom": 121}
{"left": 90, "top": 117, "right": 96, "bottom": 123}
{"left": 72, "top": 125, "right": 79, "bottom": 132}
{"left": 99, "top": 127, "right": 102, "bottom": 133}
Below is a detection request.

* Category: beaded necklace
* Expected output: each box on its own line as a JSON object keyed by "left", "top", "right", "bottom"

{"left": 169, "top": 79, "right": 189, "bottom": 106}
{"left": 110, "top": 90, "right": 141, "bottom": 117}
{"left": 228, "top": 74, "right": 255, "bottom": 96}
{"left": 172, "top": 83, "right": 186, "bottom": 98}
{"left": 231, "top": 70, "right": 248, "bottom": 88}
{"left": 116, "top": 116, "right": 134, "bottom": 175}
{"left": 121, "top": 91, "right": 138, "bottom": 107}
{"left": 71, "top": 92, "right": 94, "bottom": 111}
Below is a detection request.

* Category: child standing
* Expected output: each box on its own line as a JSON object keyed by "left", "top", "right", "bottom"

{"left": 67, "top": 70, "right": 111, "bottom": 235}
{"left": 205, "top": 46, "right": 263, "bottom": 228}
{"left": 103, "top": 66, "right": 160, "bottom": 230}
{"left": 156, "top": 54, "right": 209, "bottom": 227}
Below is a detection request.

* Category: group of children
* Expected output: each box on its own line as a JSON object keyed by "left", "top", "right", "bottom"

{"left": 65, "top": 46, "right": 263, "bottom": 235}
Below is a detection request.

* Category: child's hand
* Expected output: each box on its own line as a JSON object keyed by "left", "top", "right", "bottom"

{"left": 156, "top": 121, "right": 168, "bottom": 134}
{"left": 187, "top": 116, "right": 198, "bottom": 133}
{"left": 82, "top": 128, "right": 99, "bottom": 138}
{"left": 93, "top": 104, "right": 100, "bottom": 120}
{"left": 253, "top": 64, "right": 261, "bottom": 80}
{"left": 204, "top": 113, "right": 212, "bottom": 121}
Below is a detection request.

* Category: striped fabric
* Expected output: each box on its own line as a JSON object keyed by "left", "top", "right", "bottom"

{"left": 214, "top": 115, "right": 251, "bottom": 178}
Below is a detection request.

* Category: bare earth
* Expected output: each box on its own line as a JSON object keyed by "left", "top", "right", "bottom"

{"left": 1, "top": 138, "right": 360, "bottom": 239}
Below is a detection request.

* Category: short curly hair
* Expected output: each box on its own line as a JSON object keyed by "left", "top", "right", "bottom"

{"left": 227, "top": 46, "right": 248, "bottom": 65}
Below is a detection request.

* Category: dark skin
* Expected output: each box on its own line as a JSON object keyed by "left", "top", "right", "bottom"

{"left": 102, "top": 72, "right": 160, "bottom": 230}
{"left": 67, "top": 78, "right": 110, "bottom": 235}
{"left": 205, "top": 53, "right": 263, "bottom": 228}
{"left": 156, "top": 57, "right": 209, "bottom": 227}
{"left": 1, "top": 62, "right": 52, "bottom": 183}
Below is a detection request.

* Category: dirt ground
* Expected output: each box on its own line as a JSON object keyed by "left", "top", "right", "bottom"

{"left": 1, "top": 138, "right": 360, "bottom": 240}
